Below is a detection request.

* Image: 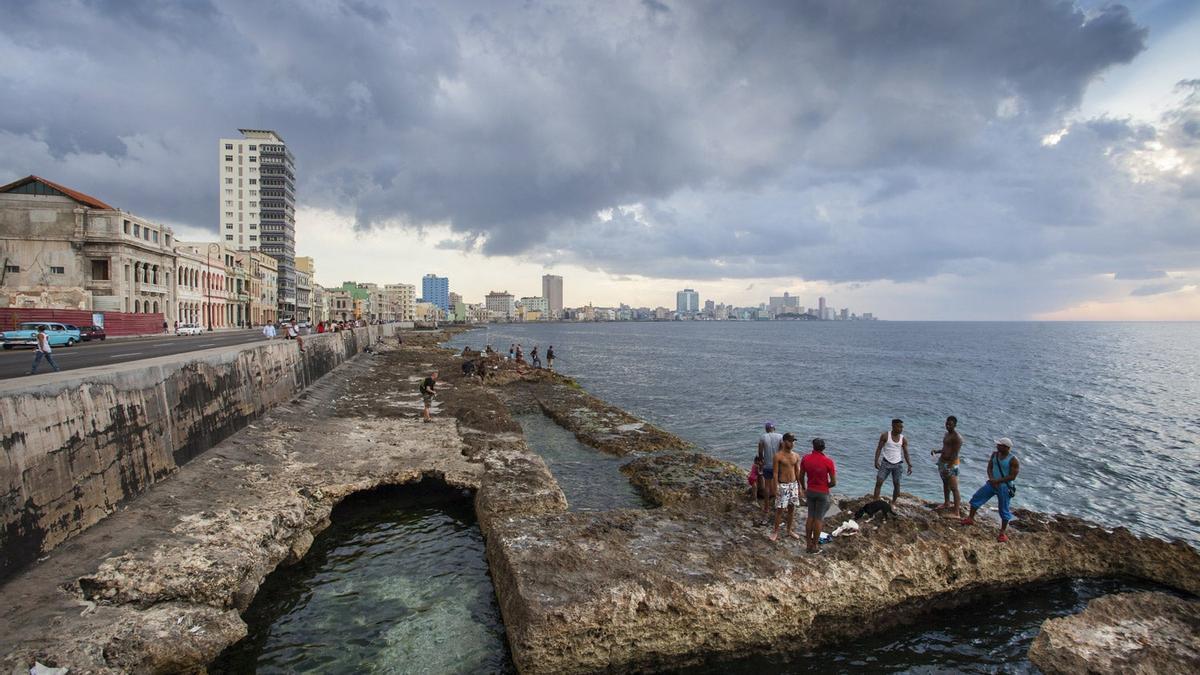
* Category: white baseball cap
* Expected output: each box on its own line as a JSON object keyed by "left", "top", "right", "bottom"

{"left": 994, "top": 437, "right": 1013, "bottom": 448}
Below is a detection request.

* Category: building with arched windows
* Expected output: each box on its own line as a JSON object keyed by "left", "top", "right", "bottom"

{"left": 0, "top": 175, "right": 177, "bottom": 322}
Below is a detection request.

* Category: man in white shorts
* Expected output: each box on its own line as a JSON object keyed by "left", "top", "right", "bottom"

{"left": 769, "top": 433, "right": 803, "bottom": 542}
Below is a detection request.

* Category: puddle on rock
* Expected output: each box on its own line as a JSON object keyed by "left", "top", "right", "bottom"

{"left": 516, "top": 413, "right": 649, "bottom": 512}
{"left": 211, "top": 480, "right": 513, "bottom": 674}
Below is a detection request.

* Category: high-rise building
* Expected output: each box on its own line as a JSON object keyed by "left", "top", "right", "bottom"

{"left": 422, "top": 273, "right": 450, "bottom": 311}
{"left": 485, "top": 290, "right": 516, "bottom": 319}
{"left": 383, "top": 283, "right": 416, "bottom": 322}
{"left": 769, "top": 291, "right": 801, "bottom": 316}
{"left": 676, "top": 288, "right": 699, "bottom": 315}
{"left": 818, "top": 296, "right": 827, "bottom": 318}
{"left": 219, "top": 129, "right": 296, "bottom": 319}
{"left": 542, "top": 274, "right": 563, "bottom": 319}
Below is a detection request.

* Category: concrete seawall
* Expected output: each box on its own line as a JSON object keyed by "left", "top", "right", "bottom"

{"left": 0, "top": 326, "right": 387, "bottom": 581}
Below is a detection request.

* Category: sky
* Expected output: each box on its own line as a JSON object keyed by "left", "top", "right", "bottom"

{"left": 2, "top": 0, "right": 1198, "bottom": 320}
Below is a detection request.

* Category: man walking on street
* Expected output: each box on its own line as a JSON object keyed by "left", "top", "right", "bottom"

{"left": 873, "top": 418, "right": 912, "bottom": 503}
{"left": 420, "top": 371, "right": 438, "bottom": 423}
{"left": 755, "top": 422, "right": 783, "bottom": 525}
{"left": 962, "top": 437, "right": 1021, "bottom": 542}
{"left": 933, "top": 416, "right": 963, "bottom": 514}
{"left": 29, "top": 325, "right": 60, "bottom": 375}
{"left": 800, "top": 438, "right": 837, "bottom": 554}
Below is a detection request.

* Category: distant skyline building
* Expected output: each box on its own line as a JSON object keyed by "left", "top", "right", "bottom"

{"left": 818, "top": 296, "right": 827, "bottom": 318}
{"left": 219, "top": 128, "right": 296, "bottom": 318}
{"left": 421, "top": 273, "right": 450, "bottom": 311}
{"left": 542, "top": 274, "right": 563, "bottom": 319}
{"left": 485, "top": 290, "right": 516, "bottom": 318}
{"left": 676, "top": 288, "right": 699, "bottom": 315}
{"left": 769, "top": 291, "right": 801, "bottom": 316}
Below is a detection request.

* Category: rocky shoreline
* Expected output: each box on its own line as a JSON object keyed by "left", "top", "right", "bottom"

{"left": 0, "top": 331, "right": 1196, "bottom": 673}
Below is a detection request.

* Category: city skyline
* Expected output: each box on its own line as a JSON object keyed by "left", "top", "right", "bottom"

{"left": 2, "top": 1, "right": 1198, "bottom": 320}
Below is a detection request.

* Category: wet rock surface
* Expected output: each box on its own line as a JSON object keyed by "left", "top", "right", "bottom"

{"left": 488, "top": 494, "right": 1200, "bottom": 674}
{"left": 1029, "top": 591, "right": 1199, "bottom": 674}
{"left": 620, "top": 451, "right": 746, "bottom": 507}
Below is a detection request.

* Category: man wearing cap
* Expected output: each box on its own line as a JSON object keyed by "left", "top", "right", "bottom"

{"left": 756, "top": 422, "right": 784, "bottom": 525}
{"left": 800, "top": 438, "right": 837, "bottom": 554}
{"left": 768, "top": 433, "right": 803, "bottom": 542}
{"left": 961, "top": 437, "right": 1021, "bottom": 542}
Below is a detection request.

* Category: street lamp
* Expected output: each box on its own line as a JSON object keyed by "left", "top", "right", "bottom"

{"left": 206, "top": 243, "right": 220, "bottom": 332}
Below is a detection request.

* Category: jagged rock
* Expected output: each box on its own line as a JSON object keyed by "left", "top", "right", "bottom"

{"left": 488, "top": 496, "right": 1200, "bottom": 674}
{"left": 620, "top": 451, "right": 747, "bottom": 507}
{"left": 1029, "top": 591, "right": 1199, "bottom": 674}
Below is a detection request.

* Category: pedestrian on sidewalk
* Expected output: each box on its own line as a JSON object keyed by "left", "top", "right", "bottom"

{"left": 29, "top": 325, "right": 60, "bottom": 375}
{"left": 262, "top": 323, "right": 277, "bottom": 340}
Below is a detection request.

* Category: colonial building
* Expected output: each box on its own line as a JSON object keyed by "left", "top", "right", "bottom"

{"left": 0, "top": 175, "right": 177, "bottom": 318}
{"left": 236, "top": 249, "right": 278, "bottom": 326}
{"left": 294, "top": 255, "right": 314, "bottom": 323}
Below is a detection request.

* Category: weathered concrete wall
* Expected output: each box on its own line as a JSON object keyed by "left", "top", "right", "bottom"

{"left": 0, "top": 326, "right": 388, "bottom": 581}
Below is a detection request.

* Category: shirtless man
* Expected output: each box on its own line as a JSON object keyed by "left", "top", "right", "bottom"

{"left": 932, "top": 416, "right": 963, "bottom": 514}
{"left": 768, "top": 433, "right": 803, "bottom": 542}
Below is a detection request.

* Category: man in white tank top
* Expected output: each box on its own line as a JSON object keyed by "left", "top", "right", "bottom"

{"left": 873, "top": 418, "right": 911, "bottom": 502}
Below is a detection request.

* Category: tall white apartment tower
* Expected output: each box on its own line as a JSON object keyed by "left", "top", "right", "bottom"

{"left": 542, "top": 274, "right": 563, "bottom": 319}
{"left": 218, "top": 129, "right": 297, "bottom": 319}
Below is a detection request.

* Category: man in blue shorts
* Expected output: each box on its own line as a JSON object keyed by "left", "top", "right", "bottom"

{"left": 961, "top": 437, "right": 1021, "bottom": 543}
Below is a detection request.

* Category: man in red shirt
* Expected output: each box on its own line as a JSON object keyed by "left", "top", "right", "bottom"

{"left": 799, "top": 438, "right": 837, "bottom": 554}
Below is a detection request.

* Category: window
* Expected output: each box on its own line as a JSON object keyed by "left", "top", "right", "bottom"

{"left": 225, "top": 235, "right": 233, "bottom": 241}
{"left": 225, "top": 178, "right": 233, "bottom": 184}
{"left": 225, "top": 211, "right": 233, "bottom": 217}
{"left": 225, "top": 189, "right": 233, "bottom": 195}
{"left": 4, "top": 264, "right": 19, "bottom": 273}
{"left": 249, "top": 235, "right": 258, "bottom": 241}
{"left": 249, "top": 168, "right": 257, "bottom": 174}
{"left": 226, "top": 166, "right": 232, "bottom": 173}
{"left": 48, "top": 266, "right": 64, "bottom": 274}
{"left": 248, "top": 156, "right": 256, "bottom": 162}
{"left": 91, "top": 259, "right": 109, "bottom": 280}
{"left": 123, "top": 220, "right": 130, "bottom": 234}
{"left": 225, "top": 155, "right": 233, "bottom": 161}
{"left": 249, "top": 202, "right": 257, "bottom": 208}
{"left": 225, "top": 224, "right": 233, "bottom": 229}
{"left": 144, "top": 228, "right": 150, "bottom": 240}
{"left": 249, "top": 224, "right": 257, "bottom": 229}
{"left": 165, "top": 235, "right": 171, "bottom": 246}
{"left": 249, "top": 145, "right": 257, "bottom": 151}
{"left": 249, "top": 179, "right": 257, "bottom": 185}
{"left": 225, "top": 143, "right": 233, "bottom": 150}
{"left": 134, "top": 224, "right": 141, "bottom": 236}
{"left": 225, "top": 200, "right": 233, "bottom": 206}
{"left": 152, "top": 231, "right": 159, "bottom": 242}
{"left": 249, "top": 190, "right": 257, "bottom": 196}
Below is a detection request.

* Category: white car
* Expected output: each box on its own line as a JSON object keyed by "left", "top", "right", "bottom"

{"left": 175, "top": 323, "right": 204, "bottom": 336}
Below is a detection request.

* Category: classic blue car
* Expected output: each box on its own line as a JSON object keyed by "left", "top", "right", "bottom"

{"left": 1, "top": 322, "right": 82, "bottom": 349}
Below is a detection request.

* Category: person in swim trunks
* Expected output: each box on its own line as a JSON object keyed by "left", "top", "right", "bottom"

{"left": 768, "top": 433, "right": 802, "bottom": 542}
{"left": 932, "top": 415, "right": 963, "bottom": 514}
{"left": 756, "top": 422, "right": 783, "bottom": 525}
{"left": 800, "top": 438, "right": 837, "bottom": 554}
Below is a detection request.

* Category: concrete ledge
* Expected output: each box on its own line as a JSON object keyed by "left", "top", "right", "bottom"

{"left": 0, "top": 326, "right": 387, "bottom": 581}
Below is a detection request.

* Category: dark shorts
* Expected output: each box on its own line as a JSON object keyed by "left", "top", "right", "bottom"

{"left": 805, "top": 490, "right": 831, "bottom": 519}
{"left": 422, "top": 393, "right": 433, "bottom": 406}
{"left": 876, "top": 459, "right": 904, "bottom": 486}
{"left": 760, "top": 467, "right": 774, "bottom": 481}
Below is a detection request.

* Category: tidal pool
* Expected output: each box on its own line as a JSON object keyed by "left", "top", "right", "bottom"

{"left": 516, "top": 413, "right": 649, "bottom": 511}
{"left": 211, "top": 481, "right": 513, "bottom": 674}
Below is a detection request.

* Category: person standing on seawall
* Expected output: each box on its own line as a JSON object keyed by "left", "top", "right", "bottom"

{"left": 29, "top": 325, "right": 60, "bottom": 375}
{"left": 531, "top": 345, "right": 542, "bottom": 368}
{"left": 961, "top": 437, "right": 1020, "bottom": 542}
{"left": 800, "top": 438, "right": 837, "bottom": 554}
{"left": 873, "top": 418, "right": 912, "bottom": 503}
{"left": 932, "top": 416, "right": 963, "bottom": 515}
{"left": 755, "top": 422, "right": 783, "bottom": 525}
{"left": 546, "top": 345, "right": 555, "bottom": 370}
{"left": 420, "top": 371, "right": 438, "bottom": 423}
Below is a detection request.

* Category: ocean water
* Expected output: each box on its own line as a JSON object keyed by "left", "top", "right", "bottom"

{"left": 211, "top": 482, "right": 513, "bottom": 674}
{"left": 452, "top": 321, "right": 1200, "bottom": 545}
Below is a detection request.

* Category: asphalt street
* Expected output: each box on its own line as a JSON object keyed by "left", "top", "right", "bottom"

{"left": 0, "top": 329, "right": 270, "bottom": 380}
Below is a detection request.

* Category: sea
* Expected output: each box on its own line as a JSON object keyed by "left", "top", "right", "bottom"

{"left": 219, "top": 322, "right": 1198, "bottom": 673}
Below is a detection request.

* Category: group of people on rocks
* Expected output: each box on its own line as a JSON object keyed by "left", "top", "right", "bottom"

{"left": 505, "top": 343, "right": 555, "bottom": 370}
{"left": 754, "top": 416, "right": 1020, "bottom": 549}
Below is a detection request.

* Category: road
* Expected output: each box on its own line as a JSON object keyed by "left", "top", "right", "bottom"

{"left": 0, "top": 330, "right": 270, "bottom": 380}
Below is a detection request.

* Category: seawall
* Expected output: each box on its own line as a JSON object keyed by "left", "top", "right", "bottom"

{"left": 0, "top": 325, "right": 387, "bottom": 581}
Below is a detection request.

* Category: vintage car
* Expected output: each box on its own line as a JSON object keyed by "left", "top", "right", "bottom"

{"left": 175, "top": 323, "right": 204, "bottom": 336}
{"left": 79, "top": 325, "right": 107, "bottom": 341}
{"left": 1, "top": 322, "right": 82, "bottom": 349}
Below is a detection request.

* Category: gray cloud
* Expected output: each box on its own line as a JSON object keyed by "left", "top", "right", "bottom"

{"left": 0, "top": 0, "right": 1192, "bottom": 318}
{"left": 1130, "top": 282, "right": 1185, "bottom": 297}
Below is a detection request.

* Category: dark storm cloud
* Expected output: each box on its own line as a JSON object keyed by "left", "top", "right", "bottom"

{"left": 0, "top": 0, "right": 1191, "bottom": 314}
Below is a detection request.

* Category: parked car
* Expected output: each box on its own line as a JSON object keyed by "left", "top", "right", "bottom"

{"left": 175, "top": 323, "right": 204, "bottom": 336}
{"left": 1, "top": 322, "right": 82, "bottom": 349}
{"left": 80, "top": 325, "right": 107, "bottom": 341}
